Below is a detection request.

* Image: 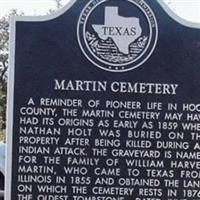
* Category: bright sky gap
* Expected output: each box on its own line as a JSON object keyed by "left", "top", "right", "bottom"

{"left": 0, "top": 0, "right": 200, "bottom": 23}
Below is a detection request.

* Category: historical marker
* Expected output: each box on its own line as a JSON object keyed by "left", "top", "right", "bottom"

{"left": 6, "top": 0, "right": 200, "bottom": 200}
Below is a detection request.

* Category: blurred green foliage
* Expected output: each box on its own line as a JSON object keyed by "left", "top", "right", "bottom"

{"left": 0, "top": 2, "right": 64, "bottom": 140}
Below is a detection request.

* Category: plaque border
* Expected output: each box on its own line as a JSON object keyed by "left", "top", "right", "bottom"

{"left": 6, "top": 1, "right": 200, "bottom": 200}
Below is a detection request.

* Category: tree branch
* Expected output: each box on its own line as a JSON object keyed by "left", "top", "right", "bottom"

{"left": 0, "top": 61, "right": 8, "bottom": 90}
